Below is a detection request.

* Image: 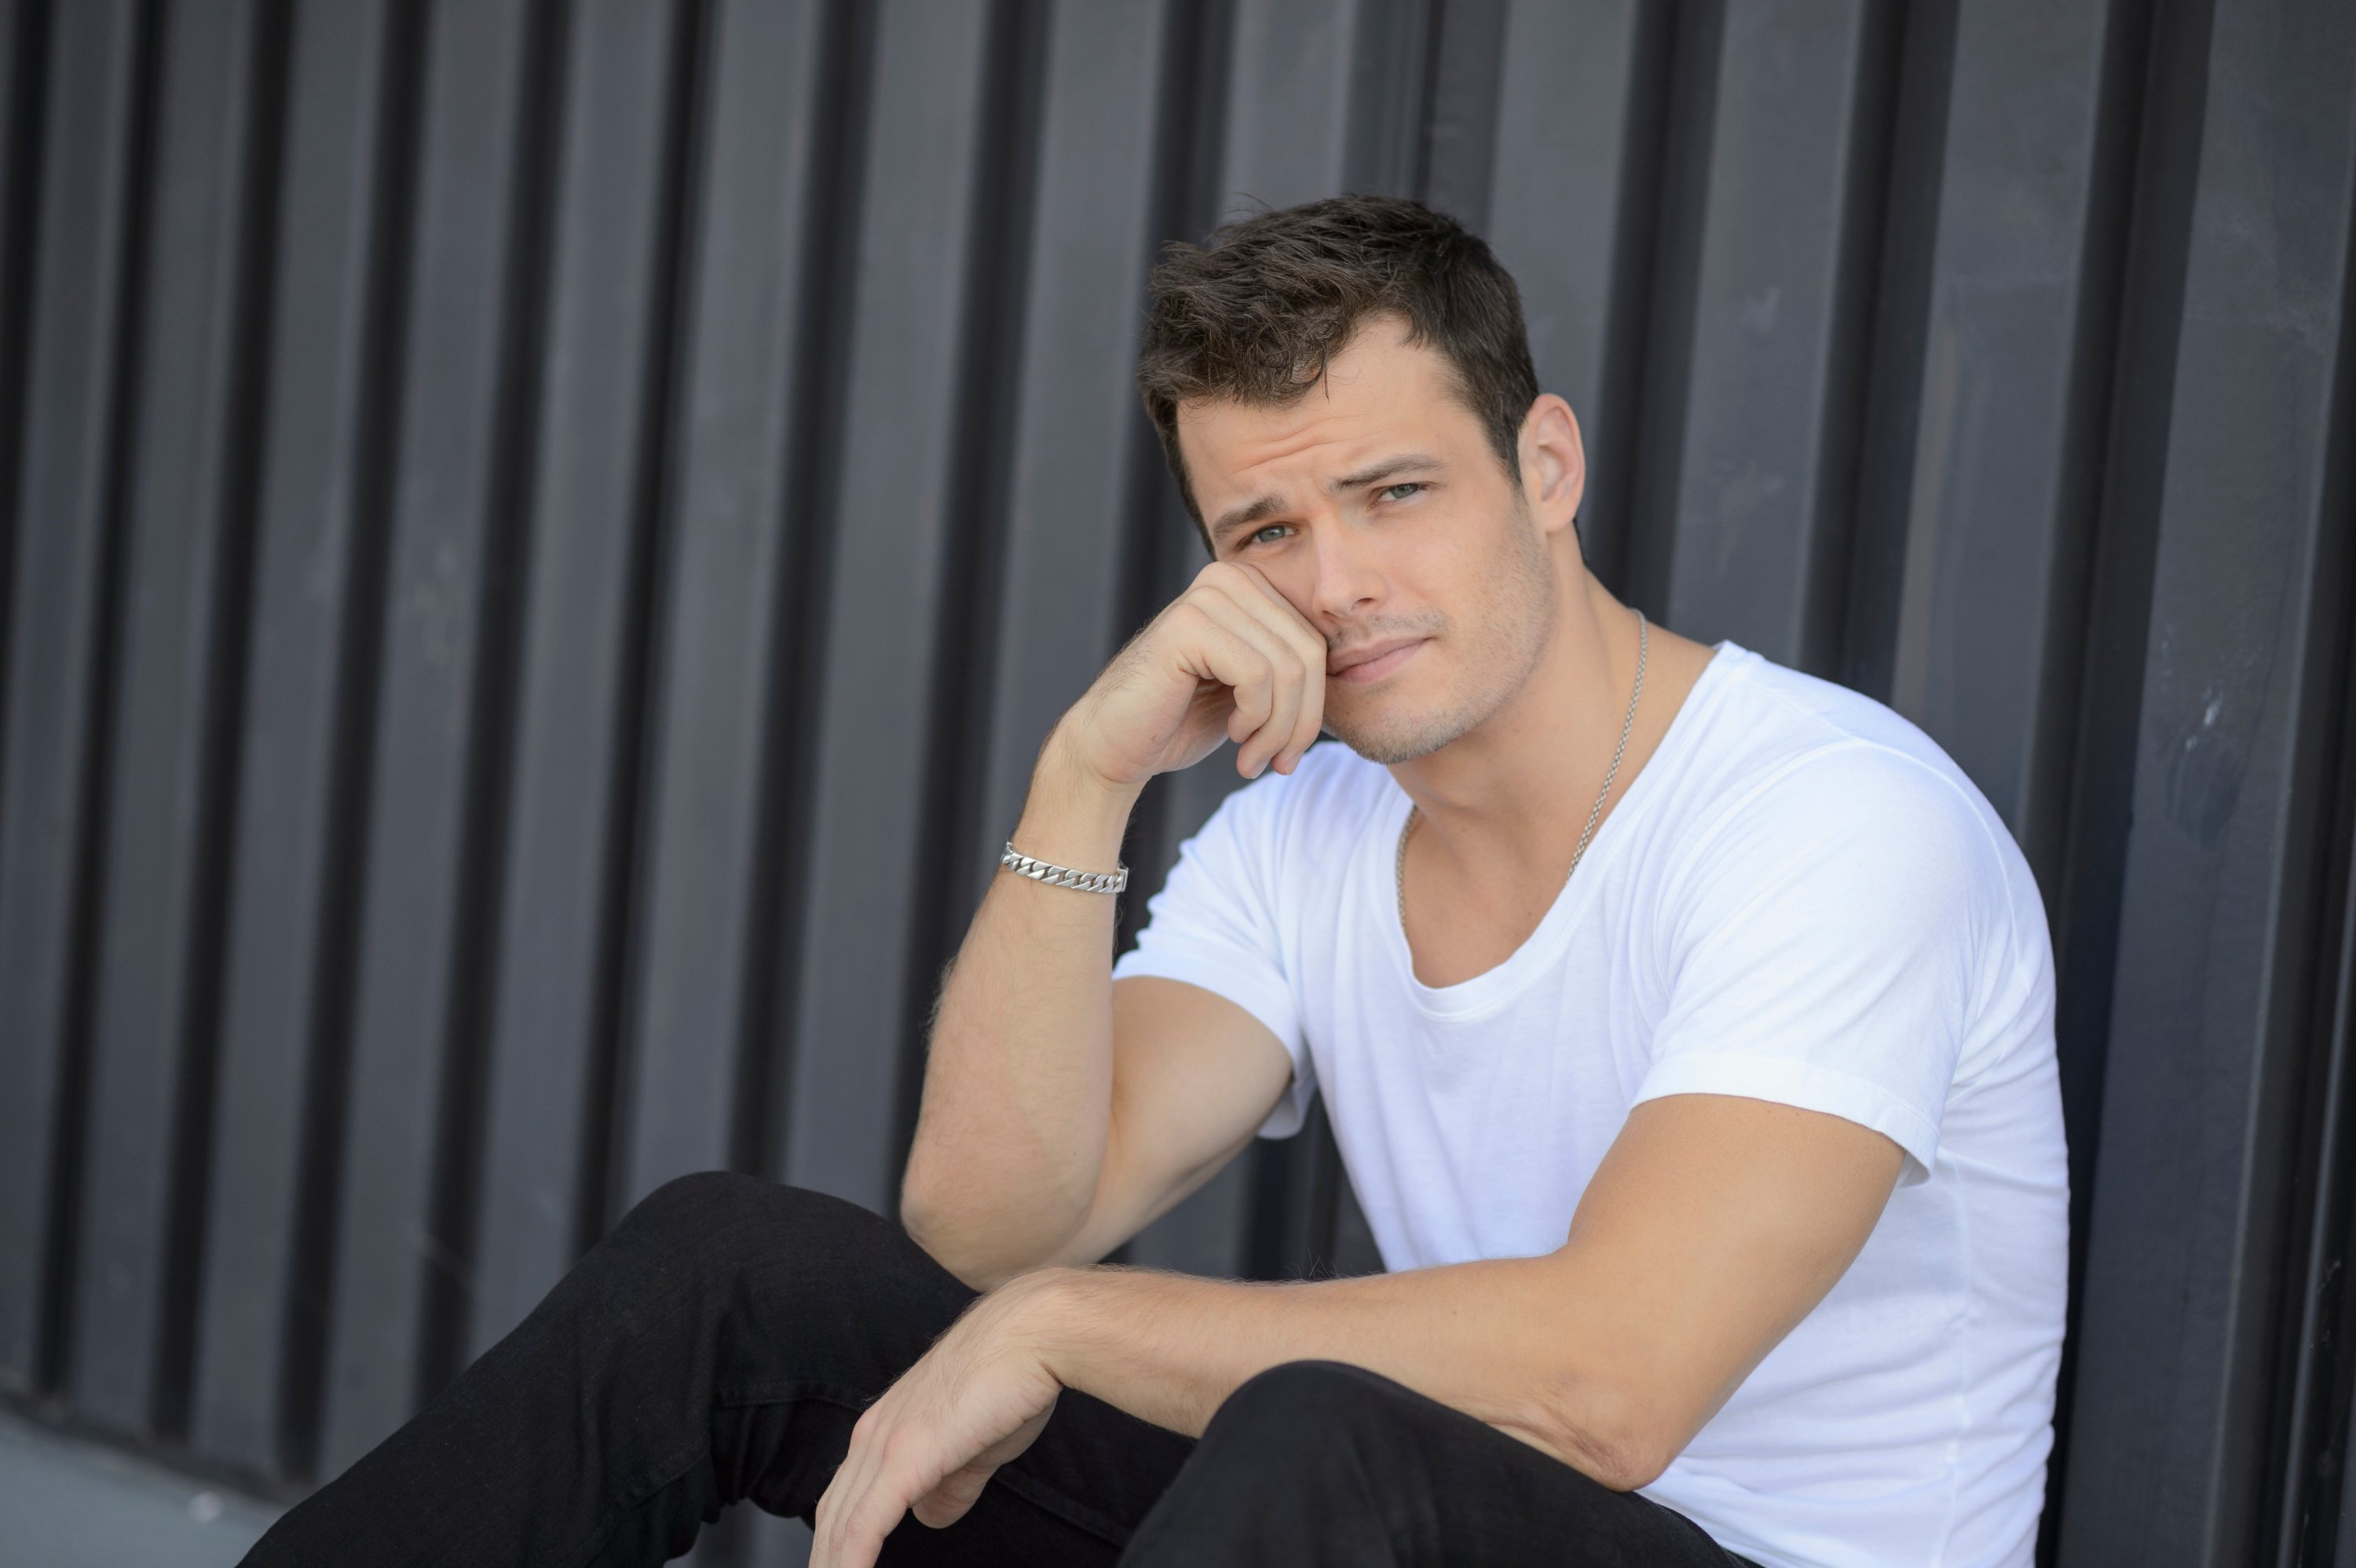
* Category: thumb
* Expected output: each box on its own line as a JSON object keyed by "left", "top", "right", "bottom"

{"left": 908, "top": 1462, "right": 996, "bottom": 1530}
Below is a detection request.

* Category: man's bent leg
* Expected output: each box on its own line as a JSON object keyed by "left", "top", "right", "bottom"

{"left": 241, "top": 1173, "right": 1195, "bottom": 1567}
{"left": 1118, "top": 1360, "right": 1765, "bottom": 1567}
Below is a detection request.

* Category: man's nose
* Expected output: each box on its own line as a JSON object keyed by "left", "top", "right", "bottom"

{"left": 1308, "top": 522, "right": 1384, "bottom": 623}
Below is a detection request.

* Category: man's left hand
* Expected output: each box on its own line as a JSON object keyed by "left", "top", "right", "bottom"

{"left": 809, "top": 1270, "right": 1067, "bottom": 1566}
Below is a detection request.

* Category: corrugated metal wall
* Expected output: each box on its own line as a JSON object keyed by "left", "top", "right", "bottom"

{"left": 0, "top": 1, "right": 2350, "bottom": 1564}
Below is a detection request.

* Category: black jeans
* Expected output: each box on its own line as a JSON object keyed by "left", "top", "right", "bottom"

{"left": 243, "top": 1172, "right": 1765, "bottom": 1566}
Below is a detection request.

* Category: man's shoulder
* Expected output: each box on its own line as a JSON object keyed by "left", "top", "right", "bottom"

{"left": 1690, "top": 649, "right": 2005, "bottom": 843}
{"left": 1704, "top": 646, "right": 1960, "bottom": 773}
{"left": 1670, "top": 648, "right": 2032, "bottom": 921}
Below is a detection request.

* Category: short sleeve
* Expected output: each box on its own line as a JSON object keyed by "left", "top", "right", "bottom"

{"left": 1632, "top": 745, "right": 2002, "bottom": 1187}
{"left": 1112, "top": 775, "right": 1314, "bottom": 1138}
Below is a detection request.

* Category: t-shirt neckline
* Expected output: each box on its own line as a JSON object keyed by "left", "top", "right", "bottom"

{"left": 1381, "top": 638, "right": 1746, "bottom": 1019}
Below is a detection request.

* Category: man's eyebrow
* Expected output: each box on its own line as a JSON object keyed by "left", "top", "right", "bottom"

{"left": 1330, "top": 452, "right": 1445, "bottom": 492}
{"left": 1206, "top": 453, "right": 1447, "bottom": 550}
{"left": 1206, "top": 493, "right": 1285, "bottom": 549}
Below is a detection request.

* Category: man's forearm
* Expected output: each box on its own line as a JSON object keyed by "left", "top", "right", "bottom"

{"left": 898, "top": 728, "right": 1143, "bottom": 1285}
{"left": 1018, "top": 1253, "right": 1665, "bottom": 1493}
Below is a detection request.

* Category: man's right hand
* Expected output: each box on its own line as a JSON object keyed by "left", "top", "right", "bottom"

{"left": 1053, "top": 560, "right": 1330, "bottom": 790}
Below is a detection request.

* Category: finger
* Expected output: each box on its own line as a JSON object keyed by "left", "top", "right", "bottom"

{"left": 1199, "top": 561, "right": 1325, "bottom": 667}
{"left": 1167, "top": 601, "right": 1277, "bottom": 746}
{"left": 1215, "top": 559, "right": 1328, "bottom": 660}
{"left": 1198, "top": 577, "right": 1325, "bottom": 771}
{"left": 832, "top": 1477, "right": 902, "bottom": 1568}
{"left": 1187, "top": 591, "right": 1304, "bottom": 777}
{"left": 842, "top": 1435, "right": 944, "bottom": 1565}
{"left": 814, "top": 1410, "right": 890, "bottom": 1566}
{"left": 812, "top": 1461, "right": 852, "bottom": 1565}
{"left": 816, "top": 1452, "right": 894, "bottom": 1568}
{"left": 811, "top": 1481, "right": 840, "bottom": 1566}
{"left": 811, "top": 1435, "right": 847, "bottom": 1562}
{"left": 1206, "top": 600, "right": 1319, "bottom": 772}
{"left": 909, "top": 1461, "right": 995, "bottom": 1530}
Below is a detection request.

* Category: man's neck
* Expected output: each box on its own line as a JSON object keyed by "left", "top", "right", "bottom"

{"left": 1387, "top": 565, "right": 1719, "bottom": 985}
{"left": 1396, "top": 572, "right": 1709, "bottom": 857}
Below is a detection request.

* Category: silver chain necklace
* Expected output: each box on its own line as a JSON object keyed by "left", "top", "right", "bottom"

{"left": 1397, "top": 605, "right": 1648, "bottom": 929}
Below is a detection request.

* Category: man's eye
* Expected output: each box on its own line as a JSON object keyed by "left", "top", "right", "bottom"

{"left": 1250, "top": 524, "right": 1290, "bottom": 546}
{"left": 1381, "top": 482, "right": 1425, "bottom": 503}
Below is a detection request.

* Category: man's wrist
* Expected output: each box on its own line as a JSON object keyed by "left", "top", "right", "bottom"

{"left": 1012, "top": 727, "right": 1142, "bottom": 874}
{"left": 1001, "top": 1264, "right": 1231, "bottom": 1437}
{"left": 987, "top": 1265, "right": 1089, "bottom": 1383}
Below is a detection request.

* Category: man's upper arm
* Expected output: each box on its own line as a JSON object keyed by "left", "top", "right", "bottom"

{"left": 1049, "top": 977, "right": 1296, "bottom": 1266}
{"left": 1551, "top": 751, "right": 1996, "bottom": 1475}
{"left": 1549, "top": 1092, "right": 1905, "bottom": 1478}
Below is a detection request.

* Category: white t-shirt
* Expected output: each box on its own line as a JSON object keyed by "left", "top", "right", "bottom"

{"left": 1110, "top": 641, "right": 2069, "bottom": 1568}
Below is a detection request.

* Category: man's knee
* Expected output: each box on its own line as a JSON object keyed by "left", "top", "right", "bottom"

{"left": 629, "top": 1169, "right": 905, "bottom": 1232}
{"left": 610, "top": 1171, "right": 899, "bottom": 1283}
{"left": 626, "top": 1168, "right": 788, "bottom": 1230}
{"left": 1203, "top": 1360, "right": 1408, "bottom": 1460}
{"left": 1134, "top": 1360, "right": 1413, "bottom": 1542}
{"left": 618, "top": 1169, "right": 779, "bottom": 1254}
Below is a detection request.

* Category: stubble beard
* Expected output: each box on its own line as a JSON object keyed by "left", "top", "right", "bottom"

{"left": 1323, "top": 506, "right": 1560, "bottom": 766}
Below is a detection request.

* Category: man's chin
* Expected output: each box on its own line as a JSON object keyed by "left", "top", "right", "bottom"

{"left": 1323, "top": 704, "right": 1474, "bottom": 767}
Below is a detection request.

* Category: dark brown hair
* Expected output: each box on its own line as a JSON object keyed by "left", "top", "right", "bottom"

{"left": 1136, "top": 194, "right": 1542, "bottom": 538}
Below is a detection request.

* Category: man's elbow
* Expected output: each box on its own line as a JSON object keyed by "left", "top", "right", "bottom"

{"left": 1527, "top": 1376, "right": 1677, "bottom": 1494}
{"left": 897, "top": 1182, "right": 947, "bottom": 1260}
{"left": 900, "top": 1186, "right": 1094, "bottom": 1294}
{"left": 1554, "top": 1424, "right": 1674, "bottom": 1495}
{"left": 1590, "top": 1433, "right": 1675, "bottom": 1494}
{"left": 897, "top": 1197, "right": 1014, "bottom": 1292}
{"left": 898, "top": 1158, "right": 1010, "bottom": 1283}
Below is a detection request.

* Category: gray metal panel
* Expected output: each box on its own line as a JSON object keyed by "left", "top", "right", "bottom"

{"left": 0, "top": 0, "right": 144, "bottom": 1392}
{"left": 466, "top": 0, "right": 686, "bottom": 1358}
{"left": 781, "top": 0, "right": 999, "bottom": 1212}
{"left": 616, "top": 0, "right": 828, "bottom": 1210}
{"left": 189, "top": 0, "right": 394, "bottom": 1475}
{"left": 316, "top": 0, "right": 538, "bottom": 1481}
{"left": 1482, "top": 0, "right": 1657, "bottom": 592}
{"left": 1658, "top": 0, "right": 1891, "bottom": 674}
{"left": 72, "top": 0, "right": 265, "bottom": 1434}
{"left": 2060, "top": 0, "right": 2356, "bottom": 1555}
{"left": 1875, "top": 0, "right": 2121, "bottom": 875}
{"left": 1340, "top": 0, "right": 1432, "bottom": 201}
{"left": 1217, "top": 0, "right": 1359, "bottom": 220}
{"left": 0, "top": 0, "right": 24, "bottom": 645}
{"left": 969, "top": 0, "right": 1172, "bottom": 924}
{"left": 2029, "top": 6, "right": 2202, "bottom": 1551}
{"left": 1414, "top": 0, "right": 1502, "bottom": 232}
{"left": 2292, "top": 801, "right": 2356, "bottom": 1567}
{"left": 0, "top": 0, "right": 16, "bottom": 329}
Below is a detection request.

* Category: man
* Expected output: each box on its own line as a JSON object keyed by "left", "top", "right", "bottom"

{"left": 245, "top": 196, "right": 2067, "bottom": 1567}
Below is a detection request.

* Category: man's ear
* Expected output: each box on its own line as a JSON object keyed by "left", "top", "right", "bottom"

{"left": 1519, "top": 393, "right": 1586, "bottom": 539}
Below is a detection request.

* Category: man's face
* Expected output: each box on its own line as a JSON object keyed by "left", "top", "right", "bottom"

{"left": 1176, "top": 316, "right": 1560, "bottom": 764}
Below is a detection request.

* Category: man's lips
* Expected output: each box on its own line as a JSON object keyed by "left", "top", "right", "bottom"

{"left": 1328, "top": 637, "right": 1429, "bottom": 684}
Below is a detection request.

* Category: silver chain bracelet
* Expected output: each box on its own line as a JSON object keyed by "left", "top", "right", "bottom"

{"left": 1001, "top": 842, "right": 1129, "bottom": 895}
